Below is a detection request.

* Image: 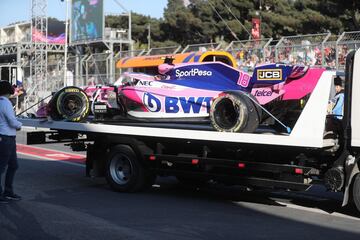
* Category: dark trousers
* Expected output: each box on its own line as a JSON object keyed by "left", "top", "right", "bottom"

{"left": 0, "top": 134, "right": 18, "bottom": 195}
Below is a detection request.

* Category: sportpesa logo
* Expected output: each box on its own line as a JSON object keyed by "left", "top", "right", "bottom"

{"left": 175, "top": 68, "right": 213, "bottom": 78}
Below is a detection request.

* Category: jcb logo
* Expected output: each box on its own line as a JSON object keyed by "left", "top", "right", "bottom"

{"left": 257, "top": 69, "right": 282, "bottom": 81}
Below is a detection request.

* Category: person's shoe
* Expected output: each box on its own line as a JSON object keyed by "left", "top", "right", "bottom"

{"left": 0, "top": 196, "right": 9, "bottom": 204}
{"left": 4, "top": 193, "right": 22, "bottom": 201}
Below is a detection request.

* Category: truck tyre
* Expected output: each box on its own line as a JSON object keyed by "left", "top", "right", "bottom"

{"left": 106, "top": 145, "right": 155, "bottom": 192}
{"left": 210, "top": 91, "right": 260, "bottom": 133}
{"left": 352, "top": 173, "right": 360, "bottom": 213}
{"left": 49, "top": 86, "right": 90, "bottom": 122}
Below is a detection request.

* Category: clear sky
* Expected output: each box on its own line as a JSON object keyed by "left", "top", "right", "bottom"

{"left": 0, "top": 0, "right": 168, "bottom": 27}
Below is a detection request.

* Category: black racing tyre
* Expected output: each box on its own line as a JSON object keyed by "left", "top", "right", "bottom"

{"left": 52, "top": 86, "right": 90, "bottom": 122}
{"left": 48, "top": 90, "right": 63, "bottom": 120}
{"left": 105, "top": 145, "right": 155, "bottom": 192}
{"left": 352, "top": 173, "right": 360, "bottom": 213}
{"left": 210, "top": 91, "right": 261, "bottom": 133}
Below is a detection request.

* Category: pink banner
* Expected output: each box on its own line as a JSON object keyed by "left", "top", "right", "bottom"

{"left": 32, "top": 29, "right": 65, "bottom": 44}
{"left": 251, "top": 18, "right": 261, "bottom": 40}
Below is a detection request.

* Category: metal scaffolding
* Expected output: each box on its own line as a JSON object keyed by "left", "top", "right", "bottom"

{"left": 31, "top": 0, "right": 48, "bottom": 94}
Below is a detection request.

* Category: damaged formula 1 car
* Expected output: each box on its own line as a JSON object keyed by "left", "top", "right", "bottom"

{"left": 45, "top": 59, "right": 326, "bottom": 133}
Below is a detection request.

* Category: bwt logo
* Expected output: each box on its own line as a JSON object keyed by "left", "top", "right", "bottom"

{"left": 143, "top": 93, "right": 161, "bottom": 112}
{"left": 257, "top": 69, "right": 282, "bottom": 81}
{"left": 143, "top": 93, "right": 212, "bottom": 114}
{"left": 175, "top": 68, "right": 212, "bottom": 78}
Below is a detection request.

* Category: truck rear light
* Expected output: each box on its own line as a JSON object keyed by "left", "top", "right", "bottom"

{"left": 149, "top": 156, "right": 156, "bottom": 161}
{"left": 192, "top": 159, "right": 199, "bottom": 165}
{"left": 295, "top": 168, "right": 303, "bottom": 174}
{"left": 238, "top": 163, "right": 246, "bottom": 168}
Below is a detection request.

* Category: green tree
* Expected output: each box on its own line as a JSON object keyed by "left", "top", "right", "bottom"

{"left": 163, "top": 0, "right": 204, "bottom": 45}
{"left": 106, "top": 0, "right": 358, "bottom": 49}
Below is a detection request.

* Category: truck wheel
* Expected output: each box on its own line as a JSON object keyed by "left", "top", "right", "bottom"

{"left": 106, "top": 145, "right": 155, "bottom": 192}
{"left": 51, "top": 87, "right": 90, "bottom": 122}
{"left": 352, "top": 174, "right": 360, "bottom": 212}
{"left": 210, "top": 91, "right": 260, "bottom": 133}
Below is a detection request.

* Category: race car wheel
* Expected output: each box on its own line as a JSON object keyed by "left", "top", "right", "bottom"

{"left": 352, "top": 173, "right": 360, "bottom": 213}
{"left": 106, "top": 145, "right": 155, "bottom": 192}
{"left": 52, "top": 87, "right": 90, "bottom": 122}
{"left": 48, "top": 90, "right": 63, "bottom": 120}
{"left": 210, "top": 91, "right": 260, "bottom": 133}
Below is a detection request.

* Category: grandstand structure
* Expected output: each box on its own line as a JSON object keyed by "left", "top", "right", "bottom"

{"left": 0, "top": 22, "right": 64, "bottom": 86}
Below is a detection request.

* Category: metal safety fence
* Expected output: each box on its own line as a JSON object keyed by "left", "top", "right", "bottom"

{"left": 225, "top": 38, "right": 273, "bottom": 72}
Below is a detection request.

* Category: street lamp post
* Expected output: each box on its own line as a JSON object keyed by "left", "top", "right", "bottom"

{"left": 63, "top": 0, "right": 70, "bottom": 87}
{"left": 259, "top": 0, "right": 262, "bottom": 38}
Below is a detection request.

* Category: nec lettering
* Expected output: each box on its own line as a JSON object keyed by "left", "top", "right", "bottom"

{"left": 137, "top": 81, "right": 153, "bottom": 86}
{"left": 165, "top": 96, "right": 212, "bottom": 113}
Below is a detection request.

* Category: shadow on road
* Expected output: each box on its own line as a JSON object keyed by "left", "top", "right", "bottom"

{"left": 0, "top": 203, "right": 60, "bottom": 240}
{"left": 2, "top": 157, "right": 358, "bottom": 240}
{"left": 32, "top": 177, "right": 360, "bottom": 240}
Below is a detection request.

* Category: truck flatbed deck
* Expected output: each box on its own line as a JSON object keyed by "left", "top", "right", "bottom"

{"left": 19, "top": 117, "right": 335, "bottom": 148}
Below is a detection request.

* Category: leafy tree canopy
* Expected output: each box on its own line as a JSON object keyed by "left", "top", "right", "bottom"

{"left": 105, "top": 0, "right": 359, "bottom": 48}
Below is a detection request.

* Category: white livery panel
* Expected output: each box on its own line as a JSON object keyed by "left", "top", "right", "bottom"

{"left": 351, "top": 49, "right": 360, "bottom": 147}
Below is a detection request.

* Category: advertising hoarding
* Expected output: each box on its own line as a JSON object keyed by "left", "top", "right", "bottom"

{"left": 71, "top": 0, "right": 104, "bottom": 43}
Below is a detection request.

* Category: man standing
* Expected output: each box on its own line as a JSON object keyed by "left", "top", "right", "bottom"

{"left": 0, "top": 80, "right": 22, "bottom": 203}
{"left": 331, "top": 76, "right": 345, "bottom": 119}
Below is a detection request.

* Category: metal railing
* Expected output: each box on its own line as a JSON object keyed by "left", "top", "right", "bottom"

{"left": 146, "top": 46, "right": 181, "bottom": 55}
{"left": 274, "top": 33, "right": 331, "bottom": 65}
{"left": 226, "top": 38, "right": 273, "bottom": 70}
{"left": 181, "top": 42, "right": 222, "bottom": 53}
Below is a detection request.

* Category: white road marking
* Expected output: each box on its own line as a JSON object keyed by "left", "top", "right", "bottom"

{"left": 275, "top": 201, "right": 360, "bottom": 221}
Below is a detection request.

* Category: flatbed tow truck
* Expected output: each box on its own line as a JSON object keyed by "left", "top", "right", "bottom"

{"left": 19, "top": 49, "right": 360, "bottom": 213}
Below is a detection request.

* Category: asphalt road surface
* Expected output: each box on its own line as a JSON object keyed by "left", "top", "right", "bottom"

{"left": 0, "top": 130, "right": 359, "bottom": 240}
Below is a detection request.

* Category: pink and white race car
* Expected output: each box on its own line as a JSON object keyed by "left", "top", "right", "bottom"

{"left": 46, "top": 61, "right": 325, "bottom": 133}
